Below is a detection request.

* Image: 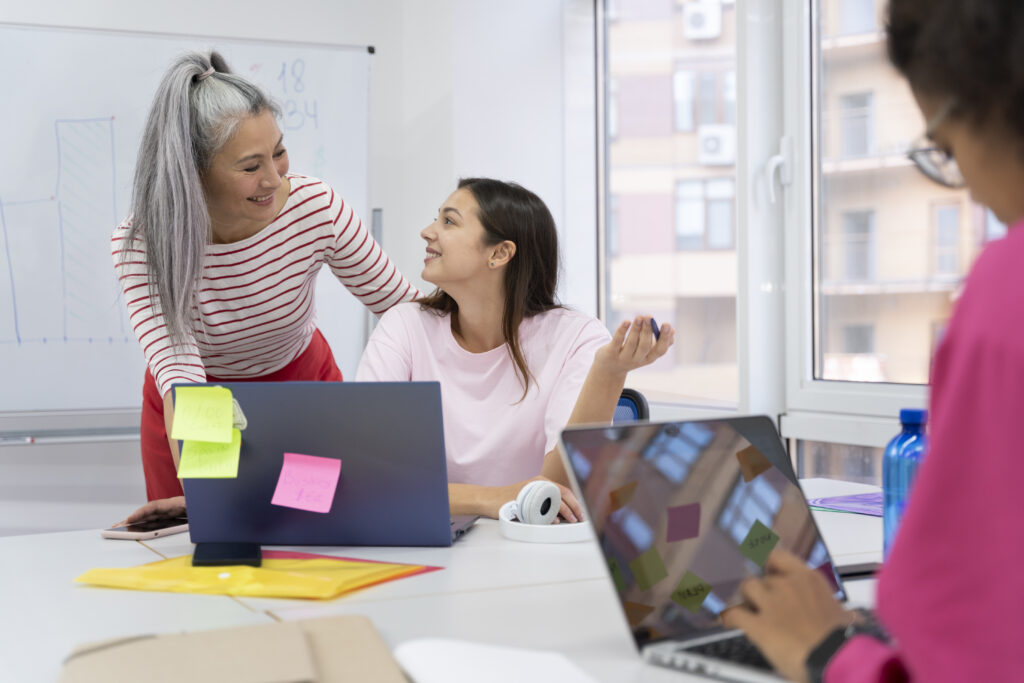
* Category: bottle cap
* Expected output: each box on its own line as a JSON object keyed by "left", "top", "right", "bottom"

{"left": 899, "top": 408, "right": 927, "bottom": 425}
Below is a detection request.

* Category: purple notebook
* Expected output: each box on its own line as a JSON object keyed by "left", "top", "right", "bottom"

{"left": 807, "top": 491, "right": 882, "bottom": 517}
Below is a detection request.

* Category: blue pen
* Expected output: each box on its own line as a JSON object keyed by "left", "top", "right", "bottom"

{"left": 650, "top": 318, "right": 660, "bottom": 341}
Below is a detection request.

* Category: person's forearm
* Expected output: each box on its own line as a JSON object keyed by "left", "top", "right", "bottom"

{"left": 566, "top": 364, "right": 628, "bottom": 427}
{"left": 163, "top": 391, "right": 180, "bottom": 469}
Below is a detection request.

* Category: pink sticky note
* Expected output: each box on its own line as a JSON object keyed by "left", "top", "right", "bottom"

{"left": 271, "top": 452, "right": 341, "bottom": 513}
{"left": 666, "top": 502, "right": 701, "bottom": 542}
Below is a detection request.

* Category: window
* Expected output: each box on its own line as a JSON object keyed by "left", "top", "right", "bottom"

{"left": 839, "top": 92, "right": 874, "bottom": 158}
{"left": 841, "top": 210, "right": 874, "bottom": 281}
{"left": 675, "top": 178, "right": 735, "bottom": 250}
{"left": 717, "top": 475, "right": 783, "bottom": 544}
{"left": 604, "top": 0, "right": 738, "bottom": 405}
{"left": 838, "top": 0, "right": 875, "bottom": 36}
{"left": 931, "top": 203, "right": 960, "bottom": 277}
{"left": 673, "top": 70, "right": 696, "bottom": 132}
{"left": 811, "top": 4, "right": 987, "bottom": 391}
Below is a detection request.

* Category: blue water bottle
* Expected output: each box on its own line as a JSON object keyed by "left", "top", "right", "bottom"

{"left": 882, "top": 408, "right": 927, "bottom": 557}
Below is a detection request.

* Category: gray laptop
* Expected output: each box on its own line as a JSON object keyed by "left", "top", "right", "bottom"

{"left": 180, "top": 381, "right": 476, "bottom": 547}
{"left": 560, "top": 416, "right": 849, "bottom": 682}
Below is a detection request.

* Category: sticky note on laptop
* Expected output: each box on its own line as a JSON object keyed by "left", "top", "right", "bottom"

{"left": 177, "top": 429, "right": 242, "bottom": 478}
{"left": 739, "top": 519, "right": 779, "bottom": 568}
{"left": 171, "top": 386, "right": 233, "bottom": 443}
{"left": 629, "top": 546, "right": 668, "bottom": 591}
{"left": 666, "top": 502, "right": 701, "bottom": 542}
{"left": 271, "top": 452, "right": 342, "bottom": 513}
{"left": 671, "top": 571, "right": 712, "bottom": 614}
{"left": 736, "top": 444, "right": 772, "bottom": 482}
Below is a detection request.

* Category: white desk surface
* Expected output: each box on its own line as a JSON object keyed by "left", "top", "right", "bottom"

{"left": 1, "top": 478, "right": 881, "bottom": 683}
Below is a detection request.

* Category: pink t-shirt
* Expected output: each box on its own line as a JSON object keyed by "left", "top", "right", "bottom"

{"left": 355, "top": 303, "right": 612, "bottom": 486}
{"left": 827, "top": 222, "right": 1024, "bottom": 681}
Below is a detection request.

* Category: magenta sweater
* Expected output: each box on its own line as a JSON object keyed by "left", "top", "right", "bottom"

{"left": 827, "top": 222, "right": 1024, "bottom": 681}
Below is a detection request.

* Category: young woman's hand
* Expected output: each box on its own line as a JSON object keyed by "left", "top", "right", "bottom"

{"left": 721, "top": 549, "right": 854, "bottom": 683}
{"left": 111, "top": 496, "right": 187, "bottom": 528}
{"left": 594, "top": 316, "right": 675, "bottom": 378}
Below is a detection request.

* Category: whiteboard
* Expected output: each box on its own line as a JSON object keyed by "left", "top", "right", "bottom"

{"left": 0, "top": 25, "right": 373, "bottom": 416}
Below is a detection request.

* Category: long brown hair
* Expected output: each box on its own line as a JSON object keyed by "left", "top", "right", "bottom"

{"left": 417, "top": 178, "right": 562, "bottom": 398}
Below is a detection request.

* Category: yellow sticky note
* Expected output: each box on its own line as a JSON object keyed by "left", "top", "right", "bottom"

{"left": 171, "top": 386, "right": 233, "bottom": 443}
{"left": 178, "top": 429, "right": 242, "bottom": 478}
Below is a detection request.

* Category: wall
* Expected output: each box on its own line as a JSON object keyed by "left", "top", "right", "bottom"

{"left": 0, "top": 0, "right": 597, "bottom": 534}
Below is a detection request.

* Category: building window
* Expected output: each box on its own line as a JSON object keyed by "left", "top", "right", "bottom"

{"left": 839, "top": 92, "right": 874, "bottom": 158}
{"left": 675, "top": 178, "right": 735, "bottom": 250}
{"left": 839, "top": 0, "right": 875, "bottom": 36}
{"left": 673, "top": 70, "right": 696, "bottom": 132}
{"left": 841, "top": 209, "right": 875, "bottom": 280}
{"left": 931, "top": 203, "right": 960, "bottom": 276}
{"left": 841, "top": 324, "right": 874, "bottom": 354}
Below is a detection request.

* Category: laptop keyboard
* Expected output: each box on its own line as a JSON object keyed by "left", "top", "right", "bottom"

{"left": 683, "top": 633, "right": 773, "bottom": 671}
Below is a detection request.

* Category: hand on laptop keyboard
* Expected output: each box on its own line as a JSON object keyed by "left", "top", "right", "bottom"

{"left": 721, "top": 549, "right": 854, "bottom": 683}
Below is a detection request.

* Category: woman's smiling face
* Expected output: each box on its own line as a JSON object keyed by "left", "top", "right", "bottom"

{"left": 420, "top": 188, "right": 494, "bottom": 289}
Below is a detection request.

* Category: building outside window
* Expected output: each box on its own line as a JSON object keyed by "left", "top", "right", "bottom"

{"left": 838, "top": 0, "right": 875, "bottom": 36}
{"left": 931, "top": 203, "right": 960, "bottom": 277}
{"left": 675, "top": 178, "right": 735, "bottom": 250}
{"left": 839, "top": 92, "right": 874, "bottom": 158}
{"left": 605, "top": 0, "right": 738, "bottom": 406}
{"left": 841, "top": 210, "right": 875, "bottom": 281}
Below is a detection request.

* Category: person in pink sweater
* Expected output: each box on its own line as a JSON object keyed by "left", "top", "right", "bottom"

{"left": 721, "top": 1, "right": 1024, "bottom": 681}
{"left": 358, "top": 178, "right": 675, "bottom": 520}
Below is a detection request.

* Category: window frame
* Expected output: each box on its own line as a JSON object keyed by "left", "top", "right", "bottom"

{"left": 781, "top": 0, "right": 926, "bottom": 440}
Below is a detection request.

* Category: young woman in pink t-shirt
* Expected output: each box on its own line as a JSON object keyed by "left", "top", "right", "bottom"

{"left": 357, "top": 178, "right": 675, "bottom": 520}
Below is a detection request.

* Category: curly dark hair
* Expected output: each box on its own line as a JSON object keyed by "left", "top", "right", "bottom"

{"left": 887, "top": 0, "right": 1024, "bottom": 138}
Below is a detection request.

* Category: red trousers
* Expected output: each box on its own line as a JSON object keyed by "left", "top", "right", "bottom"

{"left": 139, "top": 329, "right": 343, "bottom": 500}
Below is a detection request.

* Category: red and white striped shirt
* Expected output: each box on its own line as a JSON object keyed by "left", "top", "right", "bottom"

{"left": 112, "top": 174, "right": 420, "bottom": 397}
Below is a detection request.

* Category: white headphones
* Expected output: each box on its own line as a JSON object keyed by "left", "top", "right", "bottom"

{"left": 497, "top": 480, "right": 593, "bottom": 543}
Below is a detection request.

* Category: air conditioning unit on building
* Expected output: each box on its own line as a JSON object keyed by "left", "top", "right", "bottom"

{"left": 683, "top": 2, "right": 723, "bottom": 41}
{"left": 697, "top": 124, "right": 736, "bottom": 166}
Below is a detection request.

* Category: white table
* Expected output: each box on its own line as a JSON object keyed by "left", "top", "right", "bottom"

{"left": 0, "top": 478, "right": 881, "bottom": 682}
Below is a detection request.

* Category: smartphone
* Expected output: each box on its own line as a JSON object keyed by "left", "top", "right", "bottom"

{"left": 100, "top": 516, "right": 189, "bottom": 540}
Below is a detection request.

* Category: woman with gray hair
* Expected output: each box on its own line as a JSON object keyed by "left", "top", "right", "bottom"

{"left": 113, "top": 51, "right": 418, "bottom": 501}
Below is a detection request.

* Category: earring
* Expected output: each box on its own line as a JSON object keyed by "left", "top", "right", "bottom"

{"left": 489, "top": 261, "right": 495, "bottom": 267}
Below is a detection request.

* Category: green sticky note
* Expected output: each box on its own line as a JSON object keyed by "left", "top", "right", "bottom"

{"left": 609, "top": 557, "right": 627, "bottom": 592}
{"left": 629, "top": 547, "right": 668, "bottom": 591}
{"left": 671, "top": 571, "right": 713, "bottom": 614}
{"left": 739, "top": 520, "right": 780, "bottom": 568}
{"left": 171, "top": 386, "right": 233, "bottom": 443}
{"left": 177, "top": 429, "right": 242, "bottom": 478}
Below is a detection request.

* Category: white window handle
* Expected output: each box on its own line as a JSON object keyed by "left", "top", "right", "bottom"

{"left": 767, "top": 135, "right": 793, "bottom": 204}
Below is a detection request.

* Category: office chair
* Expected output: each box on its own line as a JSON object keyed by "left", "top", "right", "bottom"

{"left": 614, "top": 388, "right": 649, "bottom": 423}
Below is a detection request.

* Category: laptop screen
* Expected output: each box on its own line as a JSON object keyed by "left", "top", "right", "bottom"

{"left": 560, "top": 416, "right": 845, "bottom": 645}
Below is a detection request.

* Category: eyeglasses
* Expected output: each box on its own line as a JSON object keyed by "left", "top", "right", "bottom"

{"left": 906, "top": 98, "right": 965, "bottom": 189}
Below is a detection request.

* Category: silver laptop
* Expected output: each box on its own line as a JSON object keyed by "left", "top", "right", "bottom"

{"left": 559, "top": 416, "right": 848, "bottom": 682}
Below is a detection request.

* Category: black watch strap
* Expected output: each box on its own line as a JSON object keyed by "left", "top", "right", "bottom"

{"left": 805, "top": 625, "right": 852, "bottom": 683}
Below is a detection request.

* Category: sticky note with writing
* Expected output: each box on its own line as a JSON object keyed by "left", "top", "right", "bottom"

{"left": 609, "top": 556, "right": 627, "bottom": 592}
{"left": 629, "top": 546, "right": 668, "bottom": 591}
{"left": 177, "top": 429, "right": 242, "bottom": 478}
{"left": 739, "top": 520, "right": 780, "bottom": 568}
{"left": 623, "top": 601, "right": 655, "bottom": 626}
{"left": 271, "top": 452, "right": 342, "bottom": 514}
{"left": 171, "top": 386, "right": 233, "bottom": 444}
{"left": 609, "top": 481, "right": 639, "bottom": 511}
{"left": 671, "top": 571, "right": 713, "bottom": 614}
{"left": 735, "top": 444, "right": 772, "bottom": 483}
{"left": 666, "top": 502, "right": 701, "bottom": 542}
